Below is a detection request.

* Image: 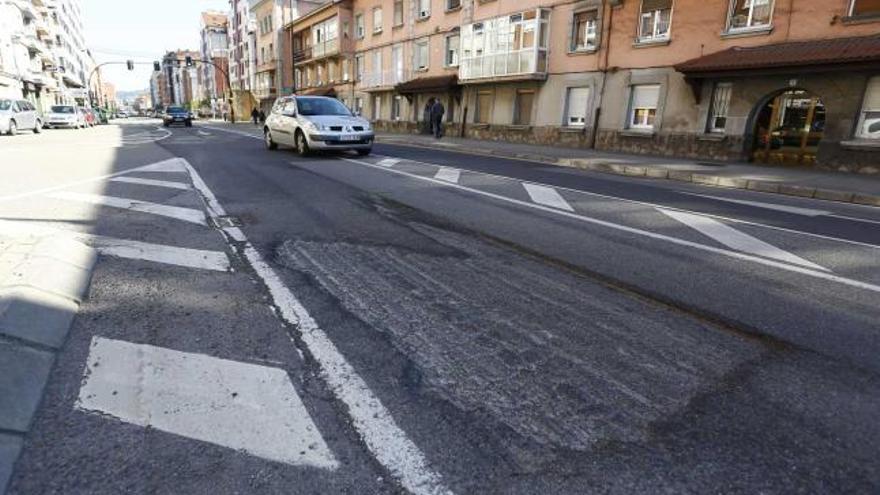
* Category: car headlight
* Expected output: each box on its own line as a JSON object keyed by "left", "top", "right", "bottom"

{"left": 303, "top": 120, "right": 322, "bottom": 132}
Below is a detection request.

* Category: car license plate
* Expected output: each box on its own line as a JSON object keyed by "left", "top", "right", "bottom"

{"left": 339, "top": 134, "right": 357, "bottom": 142}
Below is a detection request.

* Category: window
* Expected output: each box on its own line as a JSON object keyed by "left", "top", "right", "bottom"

{"left": 707, "top": 83, "right": 732, "bottom": 133}
{"left": 342, "top": 59, "right": 351, "bottom": 81}
{"left": 638, "top": 0, "right": 672, "bottom": 42}
{"left": 476, "top": 91, "right": 492, "bottom": 123}
{"left": 373, "top": 95, "right": 382, "bottom": 120}
{"left": 372, "top": 50, "right": 383, "bottom": 80}
{"left": 628, "top": 84, "right": 660, "bottom": 130}
{"left": 394, "top": 0, "right": 404, "bottom": 26}
{"left": 447, "top": 0, "right": 461, "bottom": 10}
{"left": 355, "top": 14, "right": 365, "bottom": 38}
{"left": 857, "top": 76, "right": 880, "bottom": 139}
{"left": 355, "top": 54, "right": 364, "bottom": 81}
{"left": 445, "top": 33, "right": 460, "bottom": 67}
{"left": 414, "top": 39, "right": 429, "bottom": 70}
{"left": 459, "top": 9, "right": 550, "bottom": 81}
{"left": 565, "top": 87, "right": 590, "bottom": 126}
{"left": 849, "top": 0, "right": 880, "bottom": 16}
{"left": 373, "top": 7, "right": 383, "bottom": 33}
{"left": 417, "top": 0, "right": 431, "bottom": 19}
{"left": 513, "top": 90, "right": 535, "bottom": 125}
{"left": 392, "top": 95, "right": 402, "bottom": 120}
{"left": 727, "top": 0, "right": 772, "bottom": 31}
{"left": 571, "top": 10, "right": 598, "bottom": 51}
{"left": 355, "top": 97, "right": 364, "bottom": 116}
{"left": 392, "top": 44, "right": 404, "bottom": 82}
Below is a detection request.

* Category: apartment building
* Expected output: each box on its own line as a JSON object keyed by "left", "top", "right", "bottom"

{"left": 200, "top": 11, "right": 230, "bottom": 113}
{"left": 159, "top": 50, "right": 200, "bottom": 107}
{"left": 229, "top": 0, "right": 257, "bottom": 92}
{"left": 277, "top": 0, "right": 879, "bottom": 171}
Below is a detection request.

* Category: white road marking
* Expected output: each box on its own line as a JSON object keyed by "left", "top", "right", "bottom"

{"left": 135, "top": 157, "right": 189, "bottom": 173}
{"left": 658, "top": 208, "right": 828, "bottom": 271}
{"left": 77, "top": 337, "right": 338, "bottom": 469}
{"left": 200, "top": 125, "right": 263, "bottom": 140}
{"left": 48, "top": 191, "right": 207, "bottom": 226}
{"left": 434, "top": 167, "right": 461, "bottom": 184}
{"left": 680, "top": 192, "right": 831, "bottom": 216}
{"left": 341, "top": 157, "right": 880, "bottom": 294}
{"left": 377, "top": 158, "right": 401, "bottom": 167}
{"left": 522, "top": 183, "right": 575, "bottom": 212}
{"left": 110, "top": 177, "right": 191, "bottom": 190}
{"left": 181, "top": 158, "right": 452, "bottom": 495}
{"left": 197, "top": 130, "right": 212, "bottom": 136}
{"left": 0, "top": 219, "right": 229, "bottom": 271}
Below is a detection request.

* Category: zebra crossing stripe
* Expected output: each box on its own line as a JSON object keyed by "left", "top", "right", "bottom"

{"left": 48, "top": 191, "right": 207, "bottom": 226}
{"left": 110, "top": 177, "right": 191, "bottom": 190}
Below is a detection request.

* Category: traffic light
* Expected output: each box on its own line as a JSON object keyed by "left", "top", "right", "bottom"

{"left": 126, "top": 60, "right": 134, "bottom": 70}
{"left": 185, "top": 55, "right": 193, "bottom": 67}
{"left": 153, "top": 61, "right": 161, "bottom": 72}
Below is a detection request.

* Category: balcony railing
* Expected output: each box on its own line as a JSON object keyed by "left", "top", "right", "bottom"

{"left": 294, "top": 38, "right": 339, "bottom": 63}
{"left": 359, "top": 69, "right": 411, "bottom": 89}
{"left": 459, "top": 49, "right": 547, "bottom": 81}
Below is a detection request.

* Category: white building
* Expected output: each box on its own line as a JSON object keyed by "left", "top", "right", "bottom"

{"left": 200, "top": 10, "right": 229, "bottom": 115}
{"left": 228, "top": 0, "right": 256, "bottom": 93}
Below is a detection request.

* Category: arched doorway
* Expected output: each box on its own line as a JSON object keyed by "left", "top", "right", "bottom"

{"left": 750, "top": 89, "right": 825, "bottom": 165}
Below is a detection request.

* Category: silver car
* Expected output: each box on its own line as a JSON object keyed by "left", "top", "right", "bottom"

{"left": 0, "top": 99, "right": 43, "bottom": 135}
{"left": 264, "top": 96, "right": 374, "bottom": 156}
{"left": 45, "top": 105, "right": 86, "bottom": 129}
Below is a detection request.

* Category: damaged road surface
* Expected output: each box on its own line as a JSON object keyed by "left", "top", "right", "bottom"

{"left": 7, "top": 123, "right": 880, "bottom": 494}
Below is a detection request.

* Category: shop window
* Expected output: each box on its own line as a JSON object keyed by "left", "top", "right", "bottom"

{"left": 707, "top": 82, "right": 732, "bottom": 133}
{"left": 373, "top": 7, "right": 383, "bottom": 34}
{"left": 727, "top": 0, "right": 773, "bottom": 31}
{"left": 565, "top": 87, "right": 590, "bottom": 126}
{"left": 849, "top": 0, "right": 880, "bottom": 16}
{"left": 414, "top": 39, "right": 429, "bottom": 70}
{"left": 445, "top": 33, "right": 460, "bottom": 67}
{"left": 394, "top": 0, "right": 404, "bottom": 26}
{"left": 638, "top": 0, "right": 672, "bottom": 42}
{"left": 514, "top": 90, "right": 535, "bottom": 125}
{"left": 858, "top": 76, "right": 880, "bottom": 139}
{"left": 476, "top": 91, "right": 492, "bottom": 123}
{"left": 571, "top": 10, "right": 599, "bottom": 51}
{"left": 628, "top": 84, "right": 660, "bottom": 130}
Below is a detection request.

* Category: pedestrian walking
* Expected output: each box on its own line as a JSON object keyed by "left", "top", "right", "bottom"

{"left": 259, "top": 110, "right": 266, "bottom": 124}
{"left": 430, "top": 98, "right": 445, "bottom": 139}
{"left": 251, "top": 107, "right": 260, "bottom": 126}
{"left": 422, "top": 98, "right": 435, "bottom": 134}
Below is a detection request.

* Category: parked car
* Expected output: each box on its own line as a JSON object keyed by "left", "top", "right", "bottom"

{"left": 264, "top": 96, "right": 373, "bottom": 156}
{"left": 45, "top": 105, "right": 85, "bottom": 129}
{"left": 162, "top": 106, "right": 192, "bottom": 127}
{"left": 0, "top": 98, "right": 43, "bottom": 135}
{"left": 861, "top": 115, "right": 880, "bottom": 139}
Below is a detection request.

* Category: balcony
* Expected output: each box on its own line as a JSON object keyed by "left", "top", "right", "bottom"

{"left": 458, "top": 8, "right": 550, "bottom": 83}
{"left": 359, "top": 69, "right": 411, "bottom": 90}
{"left": 294, "top": 38, "right": 339, "bottom": 64}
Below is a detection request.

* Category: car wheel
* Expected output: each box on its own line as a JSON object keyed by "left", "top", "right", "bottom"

{"left": 356, "top": 148, "right": 371, "bottom": 157}
{"left": 7, "top": 120, "right": 16, "bottom": 136}
{"left": 295, "top": 131, "right": 310, "bottom": 157}
{"left": 33, "top": 120, "right": 42, "bottom": 133}
{"left": 264, "top": 128, "right": 277, "bottom": 150}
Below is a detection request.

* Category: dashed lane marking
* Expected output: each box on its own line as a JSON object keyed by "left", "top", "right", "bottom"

{"left": 340, "top": 157, "right": 880, "bottom": 295}
{"left": 48, "top": 191, "right": 207, "bottom": 226}
{"left": 182, "top": 158, "right": 453, "bottom": 495}
{"left": 77, "top": 337, "right": 338, "bottom": 469}
{"left": 658, "top": 208, "right": 828, "bottom": 272}
{"left": 522, "top": 183, "right": 574, "bottom": 212}
{"left": 110, "top": 177, "right": 191, "bottom": 190}
{"left": 433, "top": 167, "right": 461, "bottom": 184}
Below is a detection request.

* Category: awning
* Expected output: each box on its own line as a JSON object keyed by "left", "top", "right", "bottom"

{"left": 301, "top": 86, "right": 336, "bottom": 97}
{"left": 675, "top": 35, "right": 880, "bottom": 77}
{"left": 395, "top": 75, "right": 459, "bottom": 94}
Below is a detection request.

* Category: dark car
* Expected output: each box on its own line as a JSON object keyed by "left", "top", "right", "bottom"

{"left": 163, "top": 106, "right": 192, "bottom": 127}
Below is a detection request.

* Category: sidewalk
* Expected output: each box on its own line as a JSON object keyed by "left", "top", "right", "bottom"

{"left": 376, "top": 133, "right": 880, "bottom": 207}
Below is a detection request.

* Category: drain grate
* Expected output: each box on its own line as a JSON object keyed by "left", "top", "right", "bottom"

{"left": 211, "top": 215, "right": 243, "bottom": 228}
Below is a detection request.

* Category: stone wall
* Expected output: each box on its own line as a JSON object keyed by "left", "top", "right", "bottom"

{"left": 463, "top": 125, "right": 595, "bottom": 148}
{"left": 595, "top": 130, "right": 745, "bottom": 162}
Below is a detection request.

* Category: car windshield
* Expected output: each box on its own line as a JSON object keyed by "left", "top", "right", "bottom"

{"left": 0, "top": 100, "right": 11, "bottom": 111}
{"left": 51, "top": 106, "right": 75, "bottom": 113}
{"left": 167, "top": 107, "right": 186, "bottom": 113}
{"left": 296, "top": 98, "right": 351, "bottom": 116}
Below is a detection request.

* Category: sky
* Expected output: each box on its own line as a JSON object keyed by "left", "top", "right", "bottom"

{"left": 82, "top": 0, "right": 228, "bottom": 93}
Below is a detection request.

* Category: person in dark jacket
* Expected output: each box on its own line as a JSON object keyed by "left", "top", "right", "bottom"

{"left": 251, "top": 108, "right": 260, "bottom": 126}
{"left": 430, "top": 98, "right": 445, "bottom": 139}
{"left": 422, "top": 98, "right": 435, "bottom": 134}
{"left": 259, "top": 109, "right": 266, "bottom": 123}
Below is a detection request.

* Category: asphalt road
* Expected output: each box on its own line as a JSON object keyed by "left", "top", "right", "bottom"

{"left": 4, "top": 120, "right": 880, "bottom": 494}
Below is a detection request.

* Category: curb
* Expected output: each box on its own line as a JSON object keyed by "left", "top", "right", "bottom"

{"left": 0, "top": 236, "right": 97, "bottom": 494}
{"left": 377, "top": 137, "right": 880, "bottom": 208}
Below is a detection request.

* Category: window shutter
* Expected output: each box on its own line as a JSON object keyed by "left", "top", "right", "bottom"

{"left": 641, "top": 0, "right": 672, "bottom": 12}
{"left": 632, "top": 85, "right": 660, "bottom": 108}
{"left": 567, "top": 87, "right": 590, "bottom": 119}
{"left": 864, "top": 76, "right": 880, "bottom": 111}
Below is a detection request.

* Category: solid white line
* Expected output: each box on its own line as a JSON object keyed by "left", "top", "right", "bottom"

{"left": 680, "top": 192, "right": 830, "bottom": 216}
{"left": 434, "top": 167, "right": 461, "bottom": 184}
{"left": 658, "top": 208, "right": 828, "bottom": 271}
{"left": 200, "top": 125, "right": 263, "bottom": 140}
{"left": 180, "top": 159, "right": 452, "bottom": 495}
{"left": 371, "top": 155, "right": 880, "bottom": 250}
{"left": 48, "top": 191, "right": 207, "bottom": 225}
{"left": 340, "top": 157, "right": 880, "bottom": 294}
{"left": 828, "top": 214, "right": 880, "bottom": 226}
{"left": 77, "top": 337, "right": 338, "bottom": 469}
{"left": 110, "top": 176, "right": 191, "bottom": 190}
{"left": 522, "top": 183, "right": 574, "bottom": 212}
